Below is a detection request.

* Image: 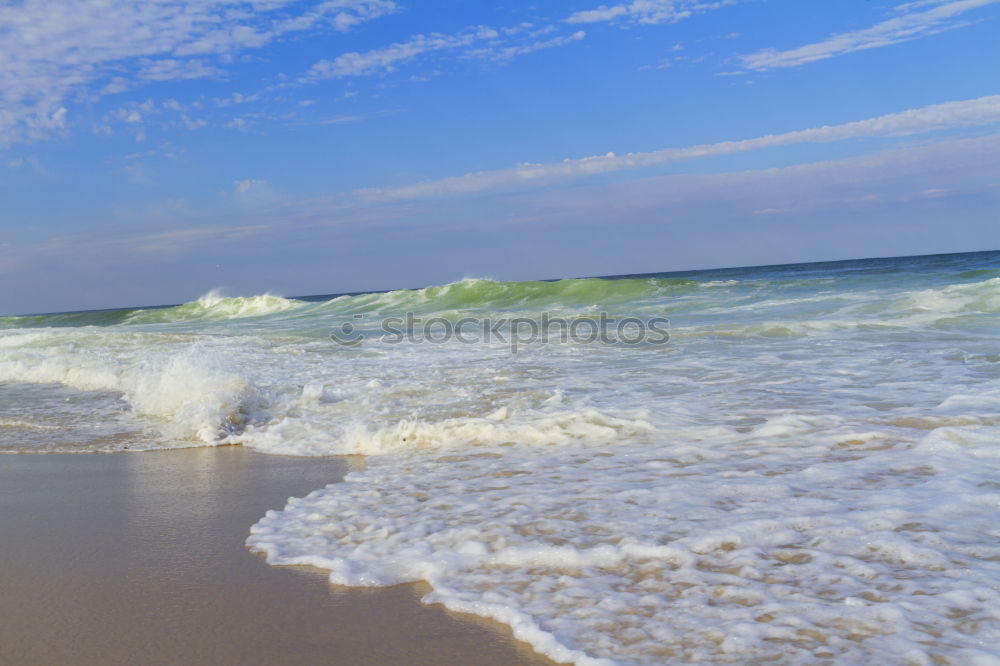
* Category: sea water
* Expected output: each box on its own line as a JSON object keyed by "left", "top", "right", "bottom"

{"left": 2, "top": 251, "right": 999, "bottom": 664}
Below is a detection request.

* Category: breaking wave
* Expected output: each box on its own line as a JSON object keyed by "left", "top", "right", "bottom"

{"left": 125, "top": 290, "right": 304, "bottom": 323}
{"left": 317, "top": 276, "right": 698, "bottom": 316}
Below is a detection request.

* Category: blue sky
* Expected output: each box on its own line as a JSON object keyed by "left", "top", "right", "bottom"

{"left": 2, "top": 0, "right": 999, "bottom": 313}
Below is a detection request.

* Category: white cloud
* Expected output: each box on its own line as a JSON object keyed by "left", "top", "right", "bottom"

{"left": 568, "top": 6, "right": 627, "bottom": 23}
{"left": 0, "top": 0, "right": 396, "bottom": 146}
{"left": 740, "top": 0, "right": 1000, "bottom": 70}
{"left": 123, "top": 161, "right": 152, "bottom": 185}
{"left": 100, "top": 77, "right": 131, "bottom": 96}
{"left": 303, "top": 27, "right": 497, "bottom": 80}
{"left": 273, "top": 0, "right": 397, "bottom": 34}
{"left": 233, "top": 178, "right": 275, "bottom": 206}
{"left": 100, "top": 99, "right": 161, "bottom": 139}
{"left": 130, "top": 225, "right": 271, "bottom": 255}
{"left": 180, "top": 115, "right": 208, "bottom": 130}
{"left": 303, "top": 22, "right": 590, "bottom": 81}
{"left": 355, "top": 95, "right": 1000, "bottom": 201}
{"left": 318, "top": 115, "right": 363, "bottom": 125}
{"left": 138, "top": 58, "right": 222, "bottom": 81}
{"left": 213, "top": 92, "right": 261, "bottom": 107}
{"left": 567, "top": 0, "right": 733, "bottom": 25}
{"left": 753, "top": 207, "right": 792, "bottom": 216}
{"left": 235, "top": 178, "right": 268, "bottom": 194}
{"left": 454, "top": 133, "right": 1000, "bottom": 248}
{"left": 468, "top": 31, "right": 586, "bottom": 62}
{"left": 5, "top": 154, "right": 47, "bottom": 175}
{"left": 70, "top": 224, "right": 273, "bottom": 258}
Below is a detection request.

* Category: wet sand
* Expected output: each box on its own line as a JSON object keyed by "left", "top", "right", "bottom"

{"left": 0, "top": 447, "right": 557, "bottom": 665}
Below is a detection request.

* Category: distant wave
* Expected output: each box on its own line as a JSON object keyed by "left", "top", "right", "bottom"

{"left": 0, "top": 290, "right": 306, "bottom": 329}
{"left": 316, "top": 276, "right": 700, "bottom": 317}
{"left": 124, "top": 290, "right": 304, "bottom": 323}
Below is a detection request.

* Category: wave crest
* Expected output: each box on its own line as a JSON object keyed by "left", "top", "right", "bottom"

{"left": 0, "top": 337, "right": 268, "bottom": 445}
{"left": 126, "top": 290, "right": 303, "bottom": 323}
{"left": 321, "top": 276, "right": 697, "bottom": 316}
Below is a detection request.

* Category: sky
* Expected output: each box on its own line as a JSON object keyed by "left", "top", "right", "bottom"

{"left": 1, "top": 0, "right": 999, "bottom": 314}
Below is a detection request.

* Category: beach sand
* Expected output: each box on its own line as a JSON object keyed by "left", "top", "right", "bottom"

{"left": 0, "top": 447, "right": 557, "bottom": 665}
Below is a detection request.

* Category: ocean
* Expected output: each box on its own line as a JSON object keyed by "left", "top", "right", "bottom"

{"left": 2, "top": 250, "right": 999, "bottom": 664}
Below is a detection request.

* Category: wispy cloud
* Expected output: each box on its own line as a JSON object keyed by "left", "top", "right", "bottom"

{"left": 303, "top": 22, "right": 589, "bottom": 81}
{"left": 5, "top": 154, "right": 47, "bottom": 175}
{"left": 34, "top": 222, "right": 273, "bottom": 263}
{"left": 137, "top": 58, "right": 222, "bottom": 82}
{"left": 467, "top": 30, "right": 586, "bottom": 62}
{"left": 95, "top": 224, "right": 273, "bottom": 257}
{"left": 233, "top": 178, "right": 276, "bottom": 207}
{"left": 213, "top": 92, "right": 261, "bottom": 108}
{"left": 0, "top": 0, "right": 397, "bottom": 146}
{"left": 567, "top": 0, "right": 733, "bottom": 25}
{"left": 355, "top": 95, "right": 1000, "bottom": 201}
{"left": 226, "top": 118, "right": 251, "bottom": 131}
{"left": 740, "top": 0, "right": 1000, "bottom": 70}
{"left": 318, "top": 115, "right": 364, "bottom": 125}
{"left": 303, "top": 27, "right": 499, "bottom": 80}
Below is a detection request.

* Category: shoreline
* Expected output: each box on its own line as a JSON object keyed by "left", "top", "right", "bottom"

{"left": 0, "top": 447, "right": 557, "bottom": 665}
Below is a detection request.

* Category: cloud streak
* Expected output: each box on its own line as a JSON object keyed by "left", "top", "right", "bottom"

{"left": 567, "top": 0, "right": 733, "bottom": 25}
{"left": 303, "top": 27, "right": 499, "bottom": 80}
{"left": 467, "top": 30, "right": 586, "bottom": 62}
{"left": 303, "top": 24, "right": 587, "bottom": 81}
{"left": 355, "top": 94, "right": 1000, "bottom": 201}
{"left": 0, "top": 0, "right": 397, "bottom": 146}
{"left": 740, "top": 0, "right": 1000, "bottom": 70}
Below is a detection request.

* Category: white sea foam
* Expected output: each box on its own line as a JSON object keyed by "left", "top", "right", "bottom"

{"left": 0, "top": 419, "right": 59, "bottom": 430}
{"left": 0, "top": 332, "right": 268, "bottom": 444}
{"left": 240, "top": 273, "right": 1000, "bottom": 664}
{"left": 3, "top": 257, "right": 1000, "bottom": 663}
{"left": 249, "top": 413, "right": 1000, "bottom": 664}
{"left": 240, "top": 404, "right": 652, "bottom": 456}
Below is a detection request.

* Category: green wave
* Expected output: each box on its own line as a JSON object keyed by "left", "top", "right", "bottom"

{"left": 124, "top": 292, "right": 304, "bottom": 324}
{"left": 0, "top": 308, "right": 137, "bottom": 329}
{"left": 323, "top": 277, "right": 699, "bottom": 315}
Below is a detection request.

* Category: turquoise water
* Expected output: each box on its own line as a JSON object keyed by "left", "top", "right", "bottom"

{"left": 2, "top": 250, "right": 999, "bottom": 664}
